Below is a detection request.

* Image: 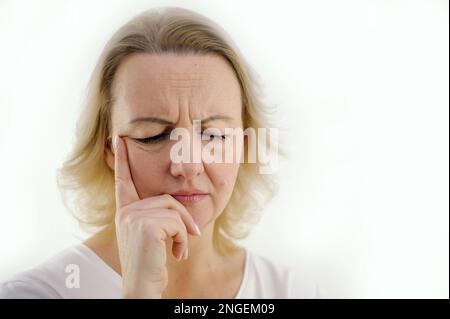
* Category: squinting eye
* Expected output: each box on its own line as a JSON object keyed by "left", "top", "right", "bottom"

{"left": 134, "top": 132, "right": 229, "bottom": 145}
{"left": 134, "top": 133, "right": 170, "bottom": 145}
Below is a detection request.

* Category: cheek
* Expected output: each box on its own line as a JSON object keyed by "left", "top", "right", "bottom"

{"left": 204, "top": 163, "right": 240, "bottom": 219}
{"left": 207, "top": 162, "right": 240, "bottom": 193}
{"left": 205, "top": 136, "right": 243, "bottom": 192}
{"left": 126, "top": 142, "right": 169, "bottom": 198}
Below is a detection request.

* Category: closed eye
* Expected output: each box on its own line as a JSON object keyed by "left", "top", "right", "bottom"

{"left": 133, "top": 131, "right": 229, "bottom": 145}
{"left": 134, "top": 133, "right": 170, "bottom": 145}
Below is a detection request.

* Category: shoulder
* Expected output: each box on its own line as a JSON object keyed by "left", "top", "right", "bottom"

{"left": 0, "top": 244, "right": 121, "bottom": 299}
{"left": 0, "top": 278, "right": 59, "bottom": 299}
{"left": 0, "top": 246, "right": 80, "bottom": 299}
{"left": 244, "top": 250, "right": 322, "bottom": 299}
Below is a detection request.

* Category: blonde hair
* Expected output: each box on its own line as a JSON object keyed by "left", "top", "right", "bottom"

{"left": 57, "top": 7, "right": 282, "bottom": 256}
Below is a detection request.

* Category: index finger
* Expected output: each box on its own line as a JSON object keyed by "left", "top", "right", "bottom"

{"left": 113, "top": 135, "right": 140, "bottom": 209}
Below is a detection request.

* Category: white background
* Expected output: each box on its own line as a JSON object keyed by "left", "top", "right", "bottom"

{"left": 0, "top": 0, "right": 448, "bottom": 298}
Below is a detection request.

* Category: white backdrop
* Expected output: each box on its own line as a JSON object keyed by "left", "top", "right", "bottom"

{"left": 0, "top": 0, "right": 448, "bottom": 298}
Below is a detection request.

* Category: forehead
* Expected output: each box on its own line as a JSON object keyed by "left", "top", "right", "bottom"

{"left": 111, "top": 53, "right": 242, "bottom": 121}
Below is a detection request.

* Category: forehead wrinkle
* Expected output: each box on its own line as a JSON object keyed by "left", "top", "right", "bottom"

{"left": 112, "top": 53, "right": 242, "bottom": 128}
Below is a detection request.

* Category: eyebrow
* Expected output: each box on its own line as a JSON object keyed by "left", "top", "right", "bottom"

{"left": 128, "top": 115, "right": 234, "bottom": 125}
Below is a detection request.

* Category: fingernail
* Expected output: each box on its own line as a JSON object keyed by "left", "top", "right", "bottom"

{"left": 183, "top": 247, "right": 189, "bottom": 260}
{"left": 113, "top": 135, "right": 119, "bottom": 152}
{"left": 194, "top": 223, "right": 201, "bottom": 236}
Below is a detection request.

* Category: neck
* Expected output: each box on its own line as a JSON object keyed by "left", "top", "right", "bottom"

{"left": 163, "top": 221, "right": 228, "bottom": 291}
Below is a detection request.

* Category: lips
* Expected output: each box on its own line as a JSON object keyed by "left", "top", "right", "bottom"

{"left": 170, "top": 189, "right": 209, "bottom": 204}
{"left": 172, "top": 194, "right": 208, "bottom": 204}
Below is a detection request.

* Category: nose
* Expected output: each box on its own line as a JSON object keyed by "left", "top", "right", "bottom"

{"left": 170, "top": 161, "right": 204, "bottom": 180}
{"left": 169, "top": 120, "right": 205, "bottom": 180}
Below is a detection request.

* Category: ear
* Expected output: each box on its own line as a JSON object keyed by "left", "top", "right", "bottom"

{"left": 104, "top": 137, "right": 115, "bottom": 171}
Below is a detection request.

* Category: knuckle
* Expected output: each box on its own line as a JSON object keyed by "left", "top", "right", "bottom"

{"left": 166, "top": 210, "right": 184, "bottom": 226}
{"left": 142, "top": 221, "right": 164, "bottom": 239}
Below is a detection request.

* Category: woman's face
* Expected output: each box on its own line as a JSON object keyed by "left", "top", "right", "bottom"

{"left": 105, "top": 53, "right": 243, "bottom": 228}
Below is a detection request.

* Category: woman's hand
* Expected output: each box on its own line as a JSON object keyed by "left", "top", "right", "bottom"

{"left": 113, "top": 135, "right": 201, "bottom": 299}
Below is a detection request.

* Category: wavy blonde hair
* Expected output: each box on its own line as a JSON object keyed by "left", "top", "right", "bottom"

{"left": 57, "top": 7, "right": 282, "bottom": 256}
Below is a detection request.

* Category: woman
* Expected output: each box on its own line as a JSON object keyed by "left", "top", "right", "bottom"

{"left": 0, "top": 7, "right": 319, "bottom": 299}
